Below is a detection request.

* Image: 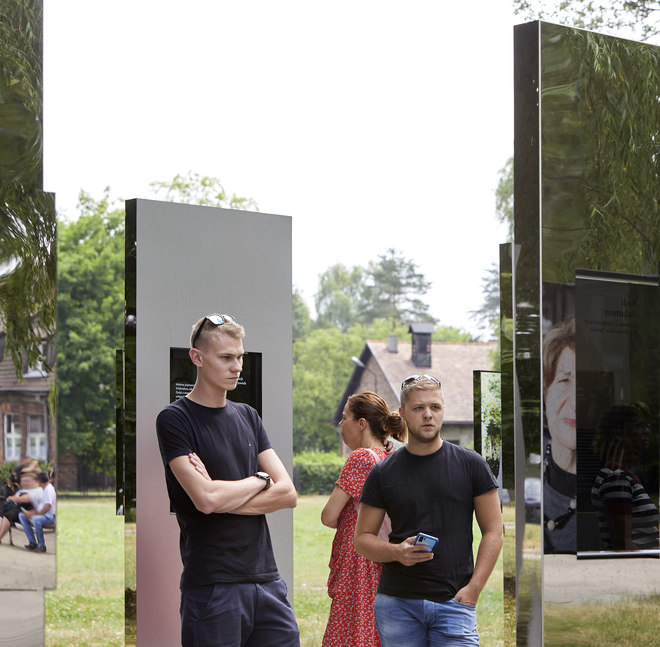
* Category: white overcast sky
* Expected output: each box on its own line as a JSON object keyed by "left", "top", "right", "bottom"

{"left": 43, "top": 1, "right": 516, "bottom": 339}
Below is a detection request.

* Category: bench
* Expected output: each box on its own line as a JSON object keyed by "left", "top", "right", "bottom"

{"left": 9, "top": 519, "right": 55, "bottom": 547}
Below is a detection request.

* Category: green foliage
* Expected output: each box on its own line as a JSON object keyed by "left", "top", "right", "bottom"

{"left": 311, "top": 249, "right": 436, "bottom": 333}
{"left": 361, "top": 248, "right": 436, "bottom": 326}
{"left": 470, "top": 264, "right": 501, "bottom": 338}
{"left": 348, "top": 318, "right": 411, "bottom": 341}
{"left": 432, "top": 325, "right": 475, "bottom": 342}
{"left": 149, "top": 171, "right": 258, "bottom": 211}
{"left": 293, "top": 451, "right": 345, "bottom": 495}
{"left": 57, "top": 191, "right": 125, "bottom": 474}
{"left": 56, "top": 176, "right": 258, "bottom": 474}
{"left": 0, "top": 1, "right": 42, "bottom": 186}
{"left": 0, "top": 460, "right": 48, "bottom": 487}
{"left": 0, "top": 2, "right": 56, "bottom": 379}
{"left": 293, "top": 286, "right": 313, "bottom": 341}
{"left": 540, "top": 26, "right": 660, "bottom": 282}
{"left": 0, "top": 189, "right": 56, "bottom": 379}
{"left": 514, "top": 0, "right": 660, "bottom": 43}
{"left": 576, "top": 31, "right": 660, "bottom": 275}
{"left": 314, "top": 264, "right": 365, "bottom": 332}
{"left": 495, "top": 157, "right": 514, "bottom": 241}
{"left": 0, "top": 461, "right": 13, "bottom": 487}
{"left": 293, "top": 328, "right": 363, "bottom": 452}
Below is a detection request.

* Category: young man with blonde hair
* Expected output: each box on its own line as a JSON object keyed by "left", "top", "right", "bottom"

{"left": 156, "top": 314, "right": 299, "bottom": 647}
{"left": 355, "top": 374, "right": 502, "bottom": 646}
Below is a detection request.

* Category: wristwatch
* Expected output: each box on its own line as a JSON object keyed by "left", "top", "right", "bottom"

{"left": 254, "top": 471, "right": 271, "bottom": 490}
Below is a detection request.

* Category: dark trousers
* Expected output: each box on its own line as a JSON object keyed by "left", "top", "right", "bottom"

{"left": 180, "top": 578, "right": 300, "bottom": 647}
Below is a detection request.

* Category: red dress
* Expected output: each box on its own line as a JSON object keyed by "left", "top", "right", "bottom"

{"left": 322, "top": 447, "right": 388, "bottom": 647}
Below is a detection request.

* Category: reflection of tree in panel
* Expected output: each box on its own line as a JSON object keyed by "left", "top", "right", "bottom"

{"left": 541, "top": 25, "right": 660, "bottom": 282}
{"left": 0, "top": 2, "right": 56, "bottom": 378}
{"left": 481, "top": 372, "right": 502, "bottom": 478}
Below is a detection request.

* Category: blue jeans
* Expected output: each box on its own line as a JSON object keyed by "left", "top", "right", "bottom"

{"left": 180, "top": 578, "right": 299, "bottom": 647}
{"left": 374, "top": 593, "right": 479, "bottom": 646}
{"left": 18, "top": 511, "right": 55, "bottom": 547}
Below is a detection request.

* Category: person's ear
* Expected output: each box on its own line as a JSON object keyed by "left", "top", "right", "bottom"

{"left": 189, "top": 347, "right": 203, "bottom": 368}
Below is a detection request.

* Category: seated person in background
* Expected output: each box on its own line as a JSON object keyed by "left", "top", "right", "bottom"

{"left": 11, "top": 457, "right": 40, "bottom": 490}
{"left": 19, "top": 472, "right": 56, "bottom": 552}
{"left": 591, "top": 403, "right": 659, "bottom": 551}
{"left": 0, "top": 471, "right": 44, "bottom": 545}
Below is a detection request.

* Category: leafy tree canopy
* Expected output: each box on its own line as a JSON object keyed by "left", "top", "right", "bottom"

{"left": 57, "top": 174, "right": 257, "bottom": 473}
{"left": 514, "top": 0, "right": 660, "bottom": 43}
{"left": 313, "top": 249, "right": 437, "bottom": 334}
{"left": 0, "top": 1, "right": 56, "bottom": 379}
{"left": 57, "top": 189, "right": 124, "bottom": 473}
{"left": 293, "top": 327, "right": 363, "bottom": 452}
{"left": 149, "top": 172, "right": 258, "bottom": 211}
{"left": 361, "top": 249, "right": 436, "bottom": 327}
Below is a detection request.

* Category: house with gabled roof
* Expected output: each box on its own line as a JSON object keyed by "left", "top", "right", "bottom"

{"left": 335, "top": 324, "right": 497, "bottom": 449}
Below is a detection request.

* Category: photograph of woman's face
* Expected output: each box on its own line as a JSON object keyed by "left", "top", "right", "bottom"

{"left": 545, "top": 345, "right": 576, "bottom": 456}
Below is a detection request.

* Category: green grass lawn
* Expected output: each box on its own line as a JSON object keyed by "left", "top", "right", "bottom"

{"left": 46, "top": 494, "right": 660, "bottom": 646}
{"left": 45, "top": 495, "right": 124, "bottom": 647}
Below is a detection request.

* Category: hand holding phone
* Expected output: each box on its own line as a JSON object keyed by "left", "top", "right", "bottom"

{"left": 413, "top": 532, "right": 438, "bottom": 552}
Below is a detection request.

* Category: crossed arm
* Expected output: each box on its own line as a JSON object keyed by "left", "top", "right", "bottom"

{"left": 169, "top": 447, "right": 297, "bottom": 515}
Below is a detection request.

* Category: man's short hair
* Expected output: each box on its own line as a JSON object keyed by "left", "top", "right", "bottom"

{"left": 190, "top": 315, "right": 245, "bottom": 349}
{"left": 399, "top": 374, "right": 443, "bottom": 408}
{"left": 37, "top": 472, "right": 50, "bottom": 484}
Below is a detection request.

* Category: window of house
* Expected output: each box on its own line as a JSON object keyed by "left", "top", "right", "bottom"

{"left": 4, "top": 414, "right": 22, "bottom": 462}
{"left": 23, "top": 340, "right": 48, "bottom": 378}
{"left": 27, "top": 415, "right": 47, "bottom": 462}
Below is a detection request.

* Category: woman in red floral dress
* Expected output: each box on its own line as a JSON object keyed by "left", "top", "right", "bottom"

{"left": 321, "top": 391, "right": 407, "bottom": 646}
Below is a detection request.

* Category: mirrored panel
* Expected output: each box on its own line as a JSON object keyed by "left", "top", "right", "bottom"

{"left": 576, "top": 270, "right": 659, "bottom": 557}
{"left": 514, "top": 18, "right": 660, "bottom": 645}
{"left": 0, "top": 0, "right": 57, "bottom": 603}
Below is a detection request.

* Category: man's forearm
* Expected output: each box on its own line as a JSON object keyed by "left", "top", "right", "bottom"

{"left": 469, "top": 529, "right": 503, "bottom": 593}
{"left": 355, "top": 532, "right": 397, "bottom": 563}
{"left": 229, "top": 480, "right": 297, "bottom": 515}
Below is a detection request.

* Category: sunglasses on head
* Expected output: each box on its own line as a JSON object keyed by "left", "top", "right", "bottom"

{"left": 401, "top": 374, "right": 441, "bottom": 389}
{"left": 192, "top": 314, "right": 238, "bottom": 348}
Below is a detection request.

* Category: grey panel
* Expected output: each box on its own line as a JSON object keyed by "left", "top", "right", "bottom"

{"left": 127, "top": 199, "right": 293, "bottom": 646}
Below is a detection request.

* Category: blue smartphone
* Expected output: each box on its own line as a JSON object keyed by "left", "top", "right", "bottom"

{"left": 413, "top": 532, "right": 438, "bottom": 552}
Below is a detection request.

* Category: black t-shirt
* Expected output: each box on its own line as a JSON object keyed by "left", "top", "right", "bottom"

{"left": 360, "top": 442, "right": 497, "bottom": 603}
{"left": 156, "top": 397, "right": 278, "bottom": 589}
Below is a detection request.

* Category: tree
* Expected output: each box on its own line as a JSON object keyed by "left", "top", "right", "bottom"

{"left": 494, "top": 157, "right": 514, "bottom": 241}
{"left": 476, "top": 5, "right": 659, "bottom": 335}
{"left": 0, "top": 189, "right": 56, "bottom": 378}
{"left": 360, "top": 249, "right": 436, "bottom": 327}
{"left": 149, "top": 172, "right": 258, "bottom": 211}
{"left": 57, "top": 190, "right": 124, "bottom": 473}
{"left": 514, "top": 0, "right": 660, "bottom": 42}
{"left": 314, "top": 263, "right": 365, "bottom": 332}
{"left": 432, "top": 325, "right": 475, "bottom": 342}
{"left": 292, "top": 327, "right": 363, "bottom": 451}
{"left": 292, "top": 286, "right": 312, "bottom": 341}
{"left": 0, "top": 1, "right": 56, "bottom": 378}
{"left": 57, "top": 175, "right": 257, "bottom": 474}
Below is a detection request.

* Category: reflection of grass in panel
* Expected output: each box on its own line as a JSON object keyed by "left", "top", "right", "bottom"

{"left": 124, "top": 521, "right": 136, "bottom": 646}
{"left": 545, "top": 596, "right": 660, "bottom": 647}
{"left": 45, "top": 496, "right": 124, "bottom": 647}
